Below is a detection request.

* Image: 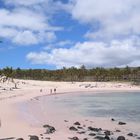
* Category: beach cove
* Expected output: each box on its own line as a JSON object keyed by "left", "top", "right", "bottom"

{"left": 0, "top": 80, "right": 140, "bottom": 140}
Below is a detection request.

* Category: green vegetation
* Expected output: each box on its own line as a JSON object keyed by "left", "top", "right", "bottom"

{"left": 0, "top": 66, "right": 140, "bottom": 84}
{"left": 0, "top": 67, "right": 18, "bottom": 88}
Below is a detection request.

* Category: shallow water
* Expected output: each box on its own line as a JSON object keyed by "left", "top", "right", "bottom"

{"left": 42, "top": 91, "right": 140, "bottom": 123}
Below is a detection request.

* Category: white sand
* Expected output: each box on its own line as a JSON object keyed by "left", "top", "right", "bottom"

{"left": 0, "top": 79, "right": 140, "bottom": 139}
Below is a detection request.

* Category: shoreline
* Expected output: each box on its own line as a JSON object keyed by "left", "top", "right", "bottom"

{"left": 0, "top": 80, "right": 140, "bottom": 139}
{"left": 17, "top": 91, "right": 140, "bottom": 140}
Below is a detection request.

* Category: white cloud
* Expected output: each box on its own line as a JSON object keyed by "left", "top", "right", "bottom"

{"left": 11, "top": 30, "right": 57, "bottom": 45}
{"left": 0, "top": 8, "right": 48, "bottom": 31}
{"left": 26, "top": 37, "right": 140, "bottom": 68}
{"left": 12, "top": 30, "right": 38, "bottom": 45}
{"left": 0, "top": 1, "right": 63, "bottom": 45}
{"left": 70, "top": 0, "right": 140, "bottom": 39}
{"left": 40, "top": 32, "right": 57, "bottom": 43}
{"left": 4, "top": 0, "right": 46, "bottom": 6}
{"left": 0, "top": 26, "right": 18, "bottom": 38}
{"left": 4, "top": 0, "right": 72, "bottom": 14}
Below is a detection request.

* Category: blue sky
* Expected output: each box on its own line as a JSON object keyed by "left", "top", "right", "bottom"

{"left": 0, "top": 0, "right": 140, "bottom": 69}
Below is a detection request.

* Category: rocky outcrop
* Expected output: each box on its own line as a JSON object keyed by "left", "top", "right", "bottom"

{"left": 118, "top": 122, "right": 126, "bottom": 125}
{"left": 68, "top": 137, "right": 79, "bottom": 140}
{"left": 74, "top": 122, "right": 81, "bottom": 125}
{"left": 88, "top": 127, "right": 102, "bottom": 132}
{"left": 29, "top": 135, "right": 39, "bottom": 140}
{"left": 117, "top": 136, "right": 125, "bottom": 140}
{"left": 127, "top": 133, "right": 133, "bottom": 136}
{"left": 69, "top": 126, "right": 78, "bottom": 131}
{"left": 43, "top": 125, "right": 56, "bottom": 134}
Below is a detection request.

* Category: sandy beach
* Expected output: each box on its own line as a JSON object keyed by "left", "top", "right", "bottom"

{"left": 0, "top": 79, "right": 140, "bottom": 140}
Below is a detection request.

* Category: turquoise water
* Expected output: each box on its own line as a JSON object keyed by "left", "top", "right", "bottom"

{"left": 44, "top": 92, "right": 140, "bottom": 122}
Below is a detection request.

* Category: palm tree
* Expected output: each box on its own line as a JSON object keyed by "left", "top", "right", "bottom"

{"left": 1, "top": 67, "right": 18, "bottom": 89}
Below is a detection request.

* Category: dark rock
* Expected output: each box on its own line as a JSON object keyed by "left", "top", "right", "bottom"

{"left": 64, "top": 120, "right": 68, "bottom": 122}
{"left": 77, "top": 131, "right": 86, "bottom": 134}
{"left": 89, "top": 133, "right": 96, "bottom": 136}
{"left": 16, "top": 138, "right": 24, "bottom": 140}
{"left": 43, "top": 125, "right": 56, "bottom": 134}
{"left": 43, "top": 124, "right": 52, "bottom": 128}
{"left": 69, "top": 126, "right": 78, "bottom": 131}
{"left": 111, "top": 118, "right": 115, "bottom": 121}
{"left": 118, "top": 122, "right": 126, "bottom": 125}
{"left": 77, "top": 126, "right": 83, "bottom": 129}
{"left": 104, "top": 135, "right": 110, "bottom": 140}
{"left": 88, "top": 127, "right": 102, "bottom": 132}
{"left": 29, "top": 135, "right": 39, "bottom": 140}
{"left": 137, "top": 137, "right": 140, "bottom": 139}
{"left": 117, "top": 136, "right": 125, "bottom": 140}
{"left": 88, "top": 126, "right": 94, "bottom": 131}
{"left": 94, "top": 136, "right": 105, "bottom": 140}
{"left": 83, "top": 138, "right": 88, "bottom": 140}
{"left": 74, "top": 122, "right": 81, "bottom": 125}
{"left": 116, "top": 130, "right": 121, "bottom": 132}
{"left": 104, "top": 130, "right": 111, "bottom": 136}
{"left": 127, "top": 133, "right": 133, "bottom": 136}
{"left": 69, "top": 137, "right": 79, "bottom": 140}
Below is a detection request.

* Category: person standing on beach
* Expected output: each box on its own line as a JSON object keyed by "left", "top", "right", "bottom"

{"left": 54, "top": 88, "right": 56, "bottom": 94}
{"left": 50, "top": 89, "right": 52, "bottom": 94}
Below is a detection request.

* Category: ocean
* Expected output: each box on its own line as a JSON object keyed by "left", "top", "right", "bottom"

{"left": 43, "top": 91, "right": 140, "bottom": 122}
